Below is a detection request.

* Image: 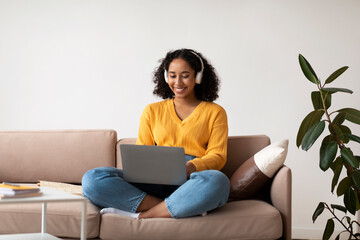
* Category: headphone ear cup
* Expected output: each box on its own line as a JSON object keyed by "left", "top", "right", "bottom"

{"left": 195, "top": 71, "right": 203, "bottom": 84}
{"left": 164, "top": 71, "right": 168, "bottom": 83}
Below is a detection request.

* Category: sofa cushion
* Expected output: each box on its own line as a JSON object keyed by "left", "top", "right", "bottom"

{"left": 0, "top": 129, "right": 117, "bottom": 184}
{"left": 230, "top": 140, "right": 288, "bottom": 200}
{"left": 0, "top": 200, "right": 100, "bottom": 238}
{"left": 99, "top": 200, "right": 282, "bottom": 240}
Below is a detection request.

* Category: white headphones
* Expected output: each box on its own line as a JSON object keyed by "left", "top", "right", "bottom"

{"left": 164, "top": 51, "right": 204, "bottom": 84}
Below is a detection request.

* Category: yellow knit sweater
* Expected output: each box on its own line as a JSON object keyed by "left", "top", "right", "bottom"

{"left": 136, "top": 99, "right": 228, "bottom": 171}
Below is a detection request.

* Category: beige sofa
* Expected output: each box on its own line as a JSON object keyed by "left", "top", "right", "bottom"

{"left": 0, "top": 130, "right": 291, "bottom": 240}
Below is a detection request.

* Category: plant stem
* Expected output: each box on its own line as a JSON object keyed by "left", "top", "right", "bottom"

{"left": 324, "top": 203, "right": 359, "bottom": 239}
{"left": 317, "top": 83, "right": 360, "bottom": 204}
{"left": 317, "top": 84, "right": 343, "bottom": 148}
{"left": 318, "top": 87, "right": 357, "bottom": 189}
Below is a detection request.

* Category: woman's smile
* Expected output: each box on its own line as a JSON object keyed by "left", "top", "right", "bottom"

{"left": 174, "top": 86, "right": 187, "bottom": 93}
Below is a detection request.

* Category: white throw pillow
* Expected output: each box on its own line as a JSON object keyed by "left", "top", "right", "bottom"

{"left": 254, "top": 139, "right": 289, "bottom": 178}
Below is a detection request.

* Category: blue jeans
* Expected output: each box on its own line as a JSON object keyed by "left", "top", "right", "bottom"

{"left": 82, "top": 156, "right": 230, "bottom": 218}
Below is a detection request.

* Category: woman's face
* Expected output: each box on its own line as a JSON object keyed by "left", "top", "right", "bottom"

{"left": 167, "top": 58, "right": 197, "bottom": 100}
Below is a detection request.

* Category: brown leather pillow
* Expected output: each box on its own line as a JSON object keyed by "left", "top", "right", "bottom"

{"left": 229, "top": 140, "right": 288, "bottom": 200}
{"left": 229, "top": 156, "right": 270, "bottom": 200}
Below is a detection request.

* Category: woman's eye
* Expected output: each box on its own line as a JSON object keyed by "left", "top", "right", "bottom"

{"left": 170, "top": 75, "right": 176, "bottom": 78}
{"left": 182, "top": 75, "right": 189, "bottom": 79}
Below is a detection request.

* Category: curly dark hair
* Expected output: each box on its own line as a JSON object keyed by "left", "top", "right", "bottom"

{"left": 153, "top": 48, "right": 220, "bottom": 102}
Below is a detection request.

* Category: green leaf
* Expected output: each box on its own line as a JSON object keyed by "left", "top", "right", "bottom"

{"left": 311, "top": 92, "right": 321, "bottom": 110}
{"left": 341, "top": 147, "right": 359, "bottom": 168}
{"left": 297, "top": 110, "right": 324, "bottom": 147}
{"left": 331, "top": 124, "right": 341, "bottom": 138}
{"left": 312, "top": 91, "right": 331, "bottom": 110}
{"left": 324, "top": 66, "right": 349, "bottom": 85}
{"left": 322, "top": 218, "right": 334, "bottom": 240}
{"left": 339, "top": 125, "right": 351, "bottom": 143}
{"left": 320, "top": 141, "right": 337, "bottom": 171}
{"left": 339, "top": 108, "right": 360, "bottom": 125}
{"left": 331, "top": 125, "right": 350, "bottom": 144}
{"left": 346, "top": 133, "right": 360, "bottom": 144}
{"left": 344, "top": 188, "right": 357, "bottom": 215}
{"left": 337, "top": 177, "right": 353, "bottom": 196}
{"left": 330, "top": 204, "right": 347, "bottom": 213}
{"left": 332, "top": 112, "right": 346, "bottom": 126}
{"left": 323, "top": 134, "right": 337, "bottom": 143}
{"left": 299, "top": 54, "right": 319, "bottom": 84}
{"left": 339, "top": 125, "right": 351, "bottom": 134}
{"left": 313, "top": 202, "right": 325, "bottom": 222}
{"left": 352, "top": 170, "right": 360, "bottom": 190}
{"left": 343, "top": 216, "right": 351, "bottom": 224}
{"left": 336, "top": 234, "right": 342, "bottom": 240}
{"left": 322, "top": 87, "right": 353, "bottom": 94}
{"left": 301, "top": 121, "right": 326, "bottom": 151}
{"left": 330, "top": 157, "right": 343, "bottom": 193}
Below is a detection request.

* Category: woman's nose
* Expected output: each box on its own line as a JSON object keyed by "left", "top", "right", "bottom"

{"left": 174, "top": 77, "right": 183, "bottom": 84}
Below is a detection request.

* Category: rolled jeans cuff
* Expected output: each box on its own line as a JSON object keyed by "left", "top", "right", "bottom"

{"left": 164, "top": 197, "right": 176, "bottom": 218}
{"left": 131, "top": 192, "right": 147, "bottom": 213}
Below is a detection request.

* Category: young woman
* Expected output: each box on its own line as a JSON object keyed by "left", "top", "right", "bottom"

{"left": 82, "top": 48, "right": 230, "bottom": 219}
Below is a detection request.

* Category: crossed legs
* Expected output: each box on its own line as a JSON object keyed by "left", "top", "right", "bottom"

{"left": 82, "top": 167, "right": 230, "bottom": 219}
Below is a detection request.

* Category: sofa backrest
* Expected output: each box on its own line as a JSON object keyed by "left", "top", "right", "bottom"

{"left": 116, "top": 135, "right": 270, "bottom": 179}
{"left": 222, "top": 135, "right": 270, "bottom": 178}
{"left": 0, "top": 130, "right": 117, "bottom": 184}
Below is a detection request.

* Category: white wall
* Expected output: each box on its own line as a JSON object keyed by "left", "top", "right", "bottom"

{"left": 1, "top": 0, "right": 360, "bottom": 238}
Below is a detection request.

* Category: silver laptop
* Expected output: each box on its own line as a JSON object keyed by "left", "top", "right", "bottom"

{"left": 120, "top": 144, "right": 187, "bottom": 185}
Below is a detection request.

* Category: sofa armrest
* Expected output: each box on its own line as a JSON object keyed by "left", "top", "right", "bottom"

{"left": 270, "top": 165, "right": 292, "bottom": 240}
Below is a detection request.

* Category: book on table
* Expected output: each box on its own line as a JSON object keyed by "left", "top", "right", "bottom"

{"left": 38, "top": 180, "right": 82, "bottom": 195}
{"left": 0, "top": 183, "right": 42, "bottom": 199}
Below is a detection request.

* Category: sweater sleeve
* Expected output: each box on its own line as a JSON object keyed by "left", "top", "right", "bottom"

{"left": 136, "top": 105, "right": 155, "bottom": 145}
{"left": 188, "top": 107, "right": 228, "bottom": 171}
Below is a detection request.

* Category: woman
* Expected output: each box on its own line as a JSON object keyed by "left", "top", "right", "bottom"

{"left": 82, "top": 48, "right": 230, "bottom": 219}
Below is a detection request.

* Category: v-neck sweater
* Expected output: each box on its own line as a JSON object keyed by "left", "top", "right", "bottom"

{"left": 136, "top": 99, "right": 228, "bottom": 171}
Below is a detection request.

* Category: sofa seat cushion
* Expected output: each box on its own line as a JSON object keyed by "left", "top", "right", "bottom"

{"left": 99, "top": 200, "right": 282, "bottom": 240}
{"left": 0, "top": 200, "right": 100, "bottom": 238}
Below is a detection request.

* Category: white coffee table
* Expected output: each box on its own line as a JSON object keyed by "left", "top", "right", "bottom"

{"left": 0, "top": 187, "right": 87, "bottom": 240}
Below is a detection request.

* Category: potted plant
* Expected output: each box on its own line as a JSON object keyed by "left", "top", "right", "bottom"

{"left": 297, "top": 54, "right": 360, "bottom": 240}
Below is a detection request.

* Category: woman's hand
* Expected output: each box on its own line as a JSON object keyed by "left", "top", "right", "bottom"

{"left": 186, "top": 162, "right": 196, "bottom": 178}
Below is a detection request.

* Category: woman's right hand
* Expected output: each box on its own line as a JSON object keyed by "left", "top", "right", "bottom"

{"left": 185, "top": 162, "right": 196, "bottom": 178}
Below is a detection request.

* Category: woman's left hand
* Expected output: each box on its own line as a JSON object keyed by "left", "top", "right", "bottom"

{"left": 185, "top": 162, "right": 196, "bottom": 178}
